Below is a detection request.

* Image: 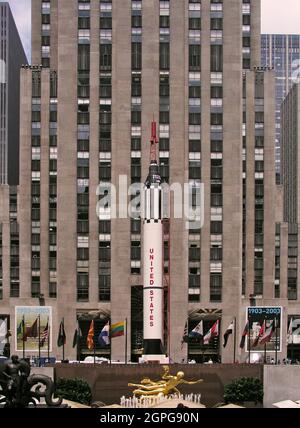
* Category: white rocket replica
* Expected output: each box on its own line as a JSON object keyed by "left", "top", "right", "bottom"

{"left": 141, "top": 121, "right": 169, "bottom": 363}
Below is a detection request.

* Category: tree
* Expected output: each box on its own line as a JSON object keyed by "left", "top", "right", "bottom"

{"left": 55, "top": 378, "right": 92, "bottom": 406}
{"left": 224, "top": 377, "right": 263, "bottom": 405}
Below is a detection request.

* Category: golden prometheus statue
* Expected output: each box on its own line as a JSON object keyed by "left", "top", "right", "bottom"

{"left": 128, "top": 366, "right": 203, "bottom": 397}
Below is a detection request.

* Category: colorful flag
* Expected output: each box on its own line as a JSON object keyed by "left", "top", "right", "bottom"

{"left": 204, "top": 320, "right": 219, "bottom": 345}
{"left": 87, "top": 320, "right": 95, "bottom": 351}
{"left": 259, "top": 320, "right": 275, "bottom": 345}
{"left": 17, "top": 320, "right": 22, "bottom": 336}
{"left": 26, "top": 318, "right": 38, "bottom": 338}
{"left": 17, "top": 317, "right": 27, "bottom": 342}
{"left": 72, "top": 321, "right": 83, "bottom": 348}
{"left": 181, "top": 321, "right": 189, "bottom": 349}
{"left": 189, "top": 321, "right": 204, "bottom": 340}
{"left": 223, "top": 321, "right": 234, "bottom": 348}
{"left": 252, "top": 321, "right": 265, "bottom": 348}
{"left": 98, "top": 322, "right": 110, "bottom": 347}
{"left": 110, "top": 321, "right": 125, "bottom": 339}
{"left": 40, "top": 320, "right": 49, "bottom": 347}
{"left": 287, "top": 318, "right": 293, "bottom": 345}
{"left": 239, "top": 322, "right": 249, "bottom": 349}
{"left": 0, "top": 319, "right": 7, "bottom": 344}
{"left": 57, "top": 321, "right": 66, "bottom": 347}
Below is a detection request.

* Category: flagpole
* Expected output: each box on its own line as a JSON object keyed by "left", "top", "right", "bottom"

{"left": 93, "top": 320, "right": 96, "bottom": 365}
{"left": 187, "top": 318, "right": 189, "bottom": 364}
{"left": 62, "top": 318, "right": 65, "bottom": 362}
{"left": 125, "top": 319, "right": 128, "bottom": 365}
{"left": 263, "top": 316, "right": 267, "bottom": 364}
{"left": 248, "top": 314, "right": 251, "bottom": 364}
{"left": 292, "top": 322, "right": 295, "bottom": 363}
{"left": 264, "top": 343, "right": 267, "bottom": 364}
{"left": 109, "top": 321, "right": 111, "bottom": 365}
{"left": 233, "top": 317, "right": 237, "bottom": 364}
{"left": 47, "top": 318, "right": 50, "bottom": 362}
{"left": 22, "top": 315, "right": 26, "bottom": 360}
{"left": 77, "top": 323, "right": 81, "bottom": 362}
{"left": 275, "top": 316, "right": 278, "bottom": 365}
{"left": 38, "top": 315, "right": 41, "bottom": 367}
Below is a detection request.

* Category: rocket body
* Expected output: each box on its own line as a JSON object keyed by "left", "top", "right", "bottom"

{"left": 143, "top": 220, "right": 164, "bottom": 351}
{"left": 143, "top": 162, "right": 165, "bottom": 356}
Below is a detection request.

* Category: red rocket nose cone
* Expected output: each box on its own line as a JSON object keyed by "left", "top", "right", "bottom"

{"left": 150, "top": 121, "right": 159, "bottom": 163}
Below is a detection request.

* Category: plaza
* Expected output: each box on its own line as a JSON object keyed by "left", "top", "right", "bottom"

{"left": 0, "top": 0, "right": 300, "bottom": 411}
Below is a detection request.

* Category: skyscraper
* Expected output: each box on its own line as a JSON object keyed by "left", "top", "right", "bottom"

{"left": 261, "top": 34, "right": 300, "bottom": 178}
{"left": 0, "top": 2, "right": 27, "bottom": 185}
{"left": 281, "top": 83, "right": 300, "bottom": 225}
{"left": 2, "top": 0, "right": 298, "bottom": 363}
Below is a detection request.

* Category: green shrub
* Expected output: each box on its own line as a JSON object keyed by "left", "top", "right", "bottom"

{"left": 224, "top": 377, "right": 263, "bottom": 405}
{"left": 56, "top": 378, "right": 92, "bottom": 406}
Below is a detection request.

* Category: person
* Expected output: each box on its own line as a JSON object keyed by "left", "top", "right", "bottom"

{"left": 3, "top": 343, "right": 10, "bottom": 359}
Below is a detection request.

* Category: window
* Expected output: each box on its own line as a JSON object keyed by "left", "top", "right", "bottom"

{"left": 189, "top": 45, "right": 201, "bottom": 71}
{"left": 77, "top": 273, "right": 89, "bottom": 301}
{"left": 78, "top": 45, "right": 90, "bottom": 71}
{"left": 160, "top": 43, "right": 170, "bottom": 70}
{"left": 100, "top": 44, "right": 112, "bottom": 70}
{"left": 132, "top": 43, "right": 142, "bottom": 70}
{"left": 211, "top": 45, "right": 223, "bottom": 72}
{"left": 210, "top": 274, "right": 222, "bottom": 302}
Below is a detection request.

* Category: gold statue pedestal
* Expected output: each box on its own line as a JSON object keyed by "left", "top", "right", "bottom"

{"left": 139, "top": 355, "right": 170, "bottom": 364}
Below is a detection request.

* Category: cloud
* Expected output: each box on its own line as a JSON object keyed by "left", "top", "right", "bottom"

{"left": 7, "top": 0, "right": 31, "bottom": 61}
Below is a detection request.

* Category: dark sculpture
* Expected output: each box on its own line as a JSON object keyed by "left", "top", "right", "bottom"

{"left": 0, "top": 355, "right": 63, "bottom": 408}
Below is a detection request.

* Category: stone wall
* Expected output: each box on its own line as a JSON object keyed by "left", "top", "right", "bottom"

{"left": 264, "top": 365, "right": 300, "bottom": 408}
{"left": 54, "top": 363, "right": 263, "bottom": 407}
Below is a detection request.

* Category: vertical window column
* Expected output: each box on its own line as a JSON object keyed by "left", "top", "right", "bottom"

{"left": 9, "top": 188, "right": 19, "bottom": 298}
{"left": 99, "top": 0, "right": 112, "bottom": 301}
{"left": 159, "top": 0, "right": 170, "bottom": 185}
{"left": 130, "top": 0, "right": 142, "bottom": 276}
{"left": 49, "top": 72, "right": 58, "bottom": 299}
{"left": 242, "top": 0, "right": 251, "bottom": 70}
{"left": 242, "top": 77, "right": 247, "bottom": 296}
{"left": 188, "top": 0, "right": 201, "bottom": 302}
{"left": 275, "top": 223, "right": 281, "bottom": 298}
{"left": 31, "top": 71, "right": 41, "bottom": 298}
{"left": 254, "top": 73, "right": 265, "bottom": 296}
{"left": 288, "top": 224, "right": 298, "bottom": 301}
{"left": 210, "top": 0, "right": 223, "bottom": 303}
{"left": 77, "top": 0, "right": 91, "bottom": 302}
{"left": 41, "top": 0, "right": 51, "bottom": 68}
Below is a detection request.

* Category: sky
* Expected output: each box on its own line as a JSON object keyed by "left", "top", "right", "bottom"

{"left": 5, "top": 0, "right": 300, "bottom": 62}
{"left": 7, "top": 0, "right": 31, "bottom": 61}
{"left": 261, "top": 0, "right": 300, "bottom": 34}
